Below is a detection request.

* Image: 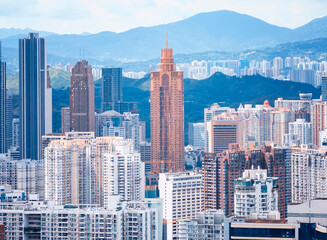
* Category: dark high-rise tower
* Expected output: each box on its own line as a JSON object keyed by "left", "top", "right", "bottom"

{"left": 150, "top": 38, "right": 184, "bottom": 173}
{"left": 0, "top": 42, "right": 6, "bottom": 153}
{"left": 19, "top": 33, "right": 52, "bottom": 160}
{"left": 70, "top": 60, "right": 95, "bottom": 132}
{"left": 101, "top": 67, "right": 136, "bottom": 114}
{"left": 322, "top": 77, "right": 327, "bottom": 101}
{"left": 101, "top": 68, "right": 122, "bottom": 111}
{"left": 5, "top": 89, "right": 13, "bottom": 151}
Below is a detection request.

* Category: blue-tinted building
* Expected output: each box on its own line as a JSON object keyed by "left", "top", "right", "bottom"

{"left": 19, "top": 33, "right": 52, "bottom": 160}
{"left": 322, "top": 76, "right": 327, "bottom": 102}
{"left": 0, "top": 42, "right": 6, "bottom": 153}
{"left": 229, "top": 221, "right": 296, "bottom": 239}
{"left": 101, "top": 67, "right": 137, "bottom": 114}
{"left": 5, "top": 90, "right": 13, "bottom": 152}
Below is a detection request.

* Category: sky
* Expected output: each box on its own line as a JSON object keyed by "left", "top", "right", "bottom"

{"left": 0, "top": 0, "right": 326, "bottom": 34}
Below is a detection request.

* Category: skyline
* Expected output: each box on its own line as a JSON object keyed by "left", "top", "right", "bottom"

{"left": 0, "top": 0, "right": 326, "bottom": 34}
{"left": 1, "top": 0, "right": 327, "bottom": 238}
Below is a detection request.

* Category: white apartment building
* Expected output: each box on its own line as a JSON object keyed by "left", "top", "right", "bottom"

{"left": 95, "top": 111, "right": 142, "bottom": 150}
{"left": 103, "top": 139, "right": 144, "bottom": 206}
{"left": 16, "top": 159, "right": 45, "bottom": 201}
{"left": 41, "top": 131, "right": 95, "bottom": 158}
{"left": 178, "top": 209, "right": 225, "bottom": 240}
{"left": 271, "top": 108, "right": 295, "bottom": 146}
{"left": 286, "top": 119, "right": 312, "bottom": 145}
{"left": 274, "top": 94, "right": 314, "bottom": 111}
{"left": 44, "top": 136, "right": 145, "bottom": 207}
{"left": 234, "top": 168, "right": 279, "bottom": 219}
{"left": 0, "top": 197, "right": 162, "bottom": 240}
{"left": 291, "top": 147, "right": 327, "bottom": 203}
{"left": 159, "top": 171, "right": 204, "bottom": 240}
{"left": 0, "top": 185, "right": 25, "bottom": 202}
{"left": 0, "top": 154, "right": 44, "bottom": 200}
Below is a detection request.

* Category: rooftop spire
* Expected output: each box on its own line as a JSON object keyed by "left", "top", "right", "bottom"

{"left": 166, "top": 33, "right": 168, "bottom": 48}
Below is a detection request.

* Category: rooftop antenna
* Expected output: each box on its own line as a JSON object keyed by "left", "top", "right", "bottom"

{"left": 166, "top": 33, "right": 168, "bottom": 48}
{"left": 79, "top": 49, "right": 81, "bottom": 61}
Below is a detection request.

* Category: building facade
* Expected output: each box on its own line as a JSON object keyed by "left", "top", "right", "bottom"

{"left": 61, "top": 107, "right": 70, "bottom": 134}
{"left": 203, "top": 144, "right": 246, "bottom": 216}
{"left": 0, "top": 42, "right": 5, "bottom": 154}
{"left": 311, "top": 102, "right": 327, "bottom": 146}
{"left": 150, "top": 40, "right": 184, "bottom": 173}
{"left": 0, "top": 155, "right": 44, "bottom": 200}
{"left": 206, "top": 115, "right": 244, "bottom": 153}
{"left": 159, "top": 171, "right": 203, "bottom": 240}
{"left": 204, "top": 103, "right": 236, "bottom": 152}
{"left": 19, "top": 33, "right": 52, "bottom": 160}
{"left": 95, "top": 110, "right": 141, "bottom": 150}
{"left": 0, "top": 197, "right": 162, "bottom": 240}
{"left": 322, "top": 77, "right": 327, "bottom": 101}
{"left": 101, "top": 67, "right": 137, "bottom": 114}
{"left": 178, "top": 210, "right": 225, "bottom": 240}
{"left": 5, "top": 90, "right": 13, "bottom": 152}
{"left": 44, "top": 136, "right": 144, "bottom": 207}
{"left": 188, "top": 122, "right": 205, "bottom": 150}
{"left": 234, "top": 168, "right": 279, "bottom": 219}
{"left": 69, "top": 60, "right": 95, "bottom": 132}
{"left": 291, "top": 147, "right": 327, "bottom": 203}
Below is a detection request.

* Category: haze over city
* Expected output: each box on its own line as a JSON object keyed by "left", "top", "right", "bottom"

{"left": 0, "top": 0, "right": 327, "bottom": 33}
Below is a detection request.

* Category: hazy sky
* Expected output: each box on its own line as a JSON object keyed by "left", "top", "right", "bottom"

{"left": 0, "top": 0, "right": 326, "bottom": 34}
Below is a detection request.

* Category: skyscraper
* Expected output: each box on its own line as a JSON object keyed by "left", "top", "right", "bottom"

{"left": 61, "top": 107, "right": 70, "bottom": 134}
{"left": 321, "top": 76, "right": 327, "bottom": 101}
{"left": 101, "top": 67, "right": 137, "bottom": 114}
{"left": 69, "top": 60, "right": 95, "bottom": 132}
{"left": 19, "top": 33, "right": 52, "bottom": 160}
{"left": 203, "top": 144, "right": 246, "bottom": 215}
{"left": 101, "top": 67, "right": 122, "bottom": 111}
{"left": 150, "top": 38, "right": 184, "bottom": 174}
{"left": 5, "top": 90, "right": 13, "bottom": 151}
{"left": 0, "top": 42, "right": 6, "bottom": 153}
{"left": 264, "top": 147, "right": 290, "bottom": 219}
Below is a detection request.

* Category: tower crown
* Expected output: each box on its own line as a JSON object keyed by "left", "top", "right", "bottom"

{"left": 159, "top": 35, "right": 175, "bottom": 72}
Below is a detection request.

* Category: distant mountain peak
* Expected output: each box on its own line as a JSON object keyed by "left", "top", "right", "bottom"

{"left": 1, "top": 11, "right": 327, "bottom": 61}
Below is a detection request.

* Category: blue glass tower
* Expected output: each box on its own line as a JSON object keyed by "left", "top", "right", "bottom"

{"left": 0, "top": 41, "right": 6, "bottom": 153}
{"left": 19, "top": 33, "right": 52, "bottom": 160}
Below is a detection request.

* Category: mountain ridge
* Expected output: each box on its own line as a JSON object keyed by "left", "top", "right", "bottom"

{"left": 1, "top": 10, "right": 327, "bottom": 61}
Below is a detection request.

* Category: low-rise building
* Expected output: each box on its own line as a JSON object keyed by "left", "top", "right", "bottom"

{"left": 178, "top": 209, "right": 224, "bottom": 240}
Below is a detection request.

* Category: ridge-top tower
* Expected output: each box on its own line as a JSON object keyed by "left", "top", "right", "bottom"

{"left": 150, "top": 36, "right": 184, "bottom": 174}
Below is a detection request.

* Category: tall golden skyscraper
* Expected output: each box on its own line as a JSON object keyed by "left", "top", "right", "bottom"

{"left": 70, "top": 60, "right": 95, "bottom": 132}
{"left": 150, "top": 38, "right": 184, "bottom": 174}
